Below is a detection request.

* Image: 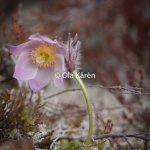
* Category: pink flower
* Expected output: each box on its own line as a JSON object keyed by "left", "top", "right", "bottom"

{"left": 8, "top": 33, "right": 65, "bottom": 93}
{"left": 64, "top": 34, "right": 81, "bottom": 72}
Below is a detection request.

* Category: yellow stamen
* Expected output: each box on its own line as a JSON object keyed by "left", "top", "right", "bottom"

{"left": 31, "top": 43, "right": 56, "bottom": 67}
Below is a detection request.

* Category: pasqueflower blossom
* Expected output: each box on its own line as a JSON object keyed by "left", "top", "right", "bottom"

{"left": 64, "top": 34, "right": 81, "bottom": 72}
{"left": 8, "top": 33, "right": 65, "bottom": 93}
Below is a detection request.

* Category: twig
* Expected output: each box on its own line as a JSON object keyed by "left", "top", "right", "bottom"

{"left": 43, "top": 88, "right": 81, "bottom": 100}
{"left": 43, "top": 85, "right": 150, "bottom": 100}
{"left": 43, "top": 85, "right": 109, "bottom": 100}
{"left": 40, "top": 133, "right": 150, "bottom": 148}
{"left": 60, "top": 133, "right": 150, "bottom": 142}
{"left": 108, "top": 86, "right": 150, "bottom": 95}
{"left": 93, "top": 133, "right": 150, "bottom": 141}
{"left": 123, "top": 135, "right": 136, "bottom": 150}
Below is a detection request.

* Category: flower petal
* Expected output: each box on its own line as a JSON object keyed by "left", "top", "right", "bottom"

{"left": 29, "top": 33, "right": 56, "bottom": 44}
{"left": 29, "top": 33, "right": 65, "bottom": 55}
{"left": 13, "top": 52, "right": 38, "bottom": 80}
{"left": 29, "top": 67, "right": 54, "bottom": 93}
{"left": 8, "top": 40, "right": 40, "bottom": 56}
{"left": 53, "top": 40, "right": 66, "bottom": 55}
{"left": 54, "top": 54, "right": 65, "bottom": 87}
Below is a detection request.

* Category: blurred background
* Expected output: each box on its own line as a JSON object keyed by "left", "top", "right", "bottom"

{"left": 1, "top": 0, "right": 150, "bottom": 87}
{"left": 0, "top": 0, "right": 150, "bottom": 149}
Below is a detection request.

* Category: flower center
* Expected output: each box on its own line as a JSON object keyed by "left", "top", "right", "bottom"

{"left": 31, "top": 43, "right": 56, "bottom": 67}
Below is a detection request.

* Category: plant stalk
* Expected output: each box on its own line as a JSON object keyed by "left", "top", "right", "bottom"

{"left": 72, "top": 71, "right": 93, "bottom": 145}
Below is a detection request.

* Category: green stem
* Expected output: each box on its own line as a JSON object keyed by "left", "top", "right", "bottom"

{"left": 72, "top": 71, "right": 93, "bottom": 145}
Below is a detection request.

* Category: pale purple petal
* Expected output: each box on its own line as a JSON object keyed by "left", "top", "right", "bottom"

{"left": 54, "top": 54, "right": 65, "bottom": 87}
{"left": 29, "top": 33, "right": 56, "bottom": 44}
{"left": 54, "top": 72, "right": 64, "bottom": 87}
{"left": 53, "top": 40, "right": 65, "bottom": 55}
{"left": 29, "top": 33, "right": 65, "bottom": 55}
{"left": 13, "top": 52, "right": 38, "bottom": 80}
{"left": 8, "top": 40, "right": 40, "bottom": 56}
{"left": 29, "top": 67, "right": 54, "bottom": 93}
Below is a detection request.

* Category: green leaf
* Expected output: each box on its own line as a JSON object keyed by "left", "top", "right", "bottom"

{"left": 60, "top": 139, "right": 69, "bottom": 150}
{"left": 68, "top": 140, "right": 82, "bottom": 150}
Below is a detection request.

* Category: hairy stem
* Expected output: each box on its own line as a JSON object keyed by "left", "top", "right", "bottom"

{"left": 72, "top": 71, "right": 93, "bottom": 144}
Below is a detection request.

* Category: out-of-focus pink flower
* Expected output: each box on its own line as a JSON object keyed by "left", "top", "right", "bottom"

{"left": 64, "top": 34, "right": 81, "bottom": 72}
{"left": 8, "top": 33, "right": 65, "bottom": 93}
